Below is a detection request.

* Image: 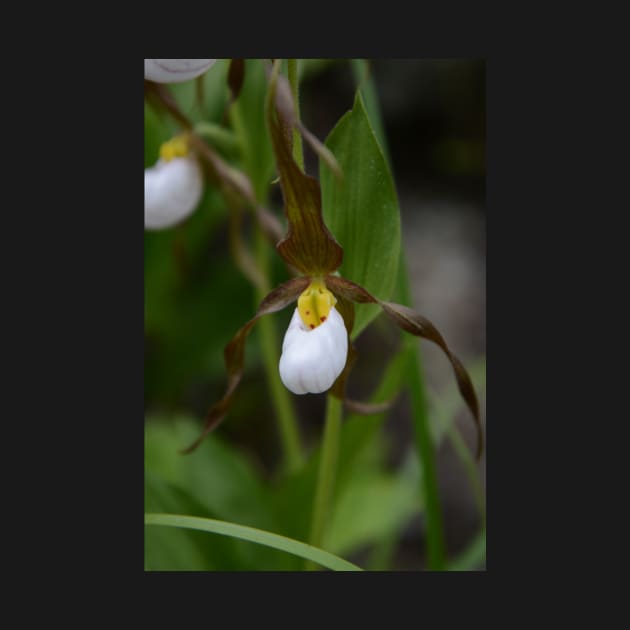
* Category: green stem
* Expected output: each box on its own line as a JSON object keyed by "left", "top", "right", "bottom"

{"left": 306, "top": 394, "right": 342, "bottom": 570}
{"left": 230, "top": 97, "right": 304, "bottom": 473}
{"left": 287, "top": 59, "right": 305, "bottom": 172}
{"left": 254, "top": 227, "right": 303, "bottom": 474}
{"left": 398, "top": 252, "right": 447, "bottom": 570}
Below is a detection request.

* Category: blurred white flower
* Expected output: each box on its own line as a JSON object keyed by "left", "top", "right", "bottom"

{"left": 279, "top": 303, "right": 348, "bottom": 395}
{"left": 144, "top": 136, "right": 202, "bottom": 230}
{"left": 144, "top": 59, "right": 217, "bottom": 84}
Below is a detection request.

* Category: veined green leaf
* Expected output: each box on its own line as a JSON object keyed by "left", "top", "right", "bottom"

{"left": 321, "top": 91, "right": 401, "bottom": 339}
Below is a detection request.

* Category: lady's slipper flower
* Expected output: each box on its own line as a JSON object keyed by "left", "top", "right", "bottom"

{"left": 182, "top": 61, "right": 483, "bottom": 460}
{"left": 144, "top": 59, "right": 216, "bottom": 84}
{"left": 279, "top": 280, "right": 348, "bottom": 394}
{"left": 144, "top": 135, "right": 203, "bottom": 230}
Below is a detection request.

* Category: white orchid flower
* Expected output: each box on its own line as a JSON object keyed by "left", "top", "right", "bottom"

{"left": 279, "top": 280, "right": 348, "bottom": 394}
{"left": 144, "top": 135, "right": 203, "bottom": 230}
{"left": 144, "top": 59, "right": 217, "bottom": 84}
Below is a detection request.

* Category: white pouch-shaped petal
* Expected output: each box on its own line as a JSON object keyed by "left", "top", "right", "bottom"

{"left": 279, "top": 306, "right": 348, "bottom": 395}
{"left": 144, "top": 156, "right": 203, "bottom": 229}
{"left": 144, "top": 59, "right": 217, "bottom": 83}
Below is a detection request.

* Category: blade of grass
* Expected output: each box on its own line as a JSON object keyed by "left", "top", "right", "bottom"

{"left": 145, "top": 513, "right": 363, "bottom": 571}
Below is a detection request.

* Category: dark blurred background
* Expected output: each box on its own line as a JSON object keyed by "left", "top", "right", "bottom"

{"left": 145, "top": 59, "right": 485, "bottom": 570}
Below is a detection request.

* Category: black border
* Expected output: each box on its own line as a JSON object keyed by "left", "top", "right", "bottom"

{"left": 23, "top": 38, "right": 597, "bottom": 606}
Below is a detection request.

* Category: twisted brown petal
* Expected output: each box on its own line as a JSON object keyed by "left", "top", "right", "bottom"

{"left": 181, "top": 276, "right": 311, "bottom": 454}
{"left": 325, "top": 275, "right": 483, "bottom": 459}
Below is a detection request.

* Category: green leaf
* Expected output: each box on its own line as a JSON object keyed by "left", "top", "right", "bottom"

{"left": 145, "top": 417, "right": 296, "bottom": 570}
{"left": 145, "top": 416, "right": 276, "bottom": 529}
{"left": 145, "top": 513, "right": 364, "bottom": 571}
{"left": 321, "top": 91, "right": 401, "bottom": 339}
{"left": 350, "top": 59, "right": 391, "bottom": 168}
{"left": 324, "top": 465, "right": 420, "bottom": 557}
{"left": 145, "top": 472, "right": 243, "bottom": 571}
{"left": 234, "top": 59, "right": 275, "bottom": 201}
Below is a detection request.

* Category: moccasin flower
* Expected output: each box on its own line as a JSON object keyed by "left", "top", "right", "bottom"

{"left": 144, "top": 134, "right": 203, "bottom": 230}
{"left": 144, "top": 59, "right": 217, "bottom": 84}
{"left": 279, "top": 280, "right": 348, "bottom": 394}
{"left": 183, "top": 62, "right": 483, "bottom": 460}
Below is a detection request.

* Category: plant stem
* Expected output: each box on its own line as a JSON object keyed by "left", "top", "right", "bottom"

{"left": 306, "top": 394, "right": 342, "bottom": 570}
{"left": 229, "top": 96, "right": 304, "bottom": 473}
{"left": 254, "top": 226, "right": 303, "bottom": 474}
{"left": 398, "top": 252, "right": 447, "bottom": 570}
{"left": 287, "top": 59, "right": 305, "bottom": 172}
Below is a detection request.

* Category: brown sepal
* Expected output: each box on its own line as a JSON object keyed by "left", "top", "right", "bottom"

{"left": 266, "top": 61, "right": 344, "bottom": 275}
{"left": 326, "top": 276, "right": 483, "bottom": 459}
{"left": 181, "top": 276, "right": 311, "bottom": 454}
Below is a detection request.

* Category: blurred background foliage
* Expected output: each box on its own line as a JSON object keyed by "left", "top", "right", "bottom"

{"left": 144, "top": 59, "right": 485, "bottom": 571}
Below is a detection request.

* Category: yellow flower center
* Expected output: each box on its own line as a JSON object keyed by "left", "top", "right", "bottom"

{"left": 159, "top": 134, "right": 191, "bottom": 162}
{"left": 297, "top": 279, "right": 337, "bottom": 330}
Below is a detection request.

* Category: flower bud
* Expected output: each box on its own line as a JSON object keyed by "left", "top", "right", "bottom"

{"left": 144, "top": 59, "right": 217, "bottom": 84}
{"left": 279, "top": 306, "right": 348, "bottom": 394}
